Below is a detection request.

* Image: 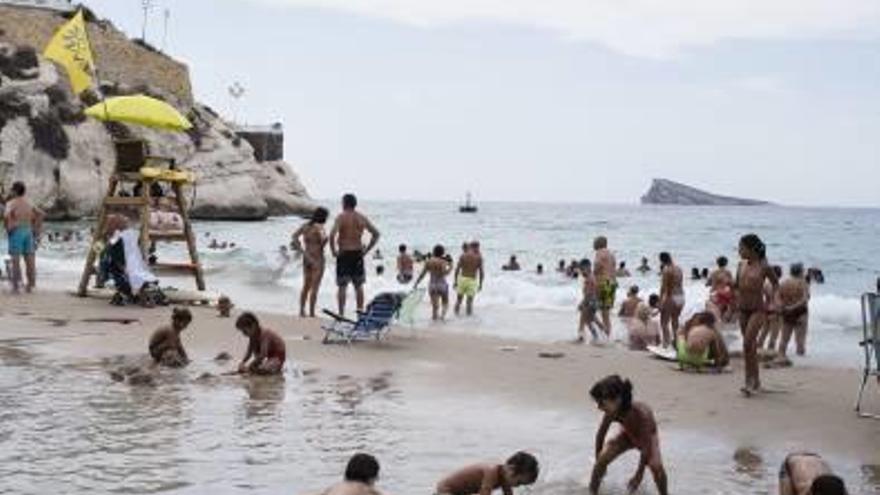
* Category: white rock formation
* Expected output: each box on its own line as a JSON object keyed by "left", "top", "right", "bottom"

{"left": 0, "top": 49, "right": 314, "bottom": 220}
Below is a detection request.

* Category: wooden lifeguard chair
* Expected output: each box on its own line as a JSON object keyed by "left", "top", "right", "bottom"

{"left": 76, "top": 139, "right": 205, "bottom": 297}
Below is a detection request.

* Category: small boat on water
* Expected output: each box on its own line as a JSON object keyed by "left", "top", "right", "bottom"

{"left": 459, "top": 192, "right": 478, "bottom": 213}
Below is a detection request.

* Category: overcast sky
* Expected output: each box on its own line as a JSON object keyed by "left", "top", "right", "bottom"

{"left": 83, "top": 0, "right": 880, "bottom": 207}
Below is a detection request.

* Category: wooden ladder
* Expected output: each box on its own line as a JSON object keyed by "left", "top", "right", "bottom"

{"left": 76, "top": 171, "right": 205, "bottom": 296}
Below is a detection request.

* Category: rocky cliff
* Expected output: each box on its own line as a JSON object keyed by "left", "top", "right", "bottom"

{"left": 0, "top": 8, "right": 314, "bottom": 221}
{"left": 640, "top": 179, "right": 769, "bottom": 206}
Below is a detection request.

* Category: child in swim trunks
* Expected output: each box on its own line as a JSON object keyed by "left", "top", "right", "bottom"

{"left": 577, "top": 259, "right": 605, "bottom": 343}
{"left": 321, "top": 453, "right": 387, "bottom": 495}
{"left": 415, "top": 245, "right": 452, "bottom": 321}
{"left": 435, "top": 451, "right": 539, "bottom": 495}
{"left": 148, "top": 307, "right": 192, "bottom": 367}
{"left": 588, "top": 375, "right": 668, "bottom": 495}
{"left": 236, "top": 312, "right": 286, "bottom": 375}
{"left": 3, "top": 181, "right": 43, "bottom": 293}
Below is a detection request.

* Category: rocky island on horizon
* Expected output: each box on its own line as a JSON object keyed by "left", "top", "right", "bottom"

{"left": 641, "top": 178, "right": 770, "bottom": 206}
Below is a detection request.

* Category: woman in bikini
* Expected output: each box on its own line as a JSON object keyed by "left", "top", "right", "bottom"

{"left": 658, "top": 252, "right": 684, "bottom": 348}
{"left": 735, "top": 233, "right": 779, "bottom": 396}
{"left": 415, "top": 244, "right": 453, "bottom": 321}
{"left": 291, "top": 207, "right": 329, "bottom": 317}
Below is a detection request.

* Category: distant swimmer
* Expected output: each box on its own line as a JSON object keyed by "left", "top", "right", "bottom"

{"left": 566, "top": 259, "right": 580, "bottom": 279}
{"left": 435, "top": 451, "right": 539, "bottom": 495}
{"left": 806, "top": 267, "right": 825, "bottom": 285}
{"left": 690, "top": 267, "right": 702, "bottom": 281}
{"left": 658, "top": 252, "right": 684, "bottom": 348}
{"left": 148, "top": 307, "right": 192, "bottom": 367}
{"left": 454, "top": 241, "right": 484, "bottom": 316}
{"left": 235, "top": 312, "right": 286, "bottom": 375}
{"left": 588, "top": 375, "right": 669, "bottom": 495}
{"left": 707, "top": 256, "right": 735, "bottom": 323}
{"left": 616, "top": 261, "right": 631, "bottom": 278}
{"left": 536, "top": 263, "right": 544, "bottom": 275}
{"left": 736, "top": 233, "right": 779, "bottom": 396}
{"left": 502, "top": 255, "right": 521, "bottom": 271}
{"left": 676, "top": 311, "right": 729, "bottom": 372}
{"left": 577, "top": 259, "right": 605, "bottom": 343}
{"left": 320, "top": 453, "right": 387, "bottom": 495}
{"left": 636, "top": 257, "right": 652, "bottom": 275}
{"left": 618, "top": 285, "right": 642, "bottom": 318}
{"left": 776, "top": 263, "right": 811, "bottom": 360}
{"left": 557, "top": 259, "right": 566, "bottom": 274}
{"left": 373, "top": 249, "right": 383, "bottom": 261}
{"left": 329, "top": 194, "right": 380, "bottom": 316}
{"left": 396, "top": 244, "right": 414, "bottom": 284}
{"left": 291, "top": 207, "right": 329, "bottom": 318}
{"left": 593, "top": 236, "right": 618, "bottom": 338}
{"left": 779, "top": 453, "right": 848, "bottom": 495}
{"left": 701, "top": 268, "right": 710, "bottom": 279}
{"left": 415, "top": 245, "right": 453, "bottom": 321}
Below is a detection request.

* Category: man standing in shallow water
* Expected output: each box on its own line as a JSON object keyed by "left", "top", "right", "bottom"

{"left": 329, "top": 194, "right": 380, "bottom": 316}
{"left": 454, "top": 241, "right": 484, "bottom": 316}
{"left": 593, "top": 236, "right": 617, "bottom": 338}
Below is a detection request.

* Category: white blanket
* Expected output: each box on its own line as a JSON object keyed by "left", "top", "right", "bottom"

{"left": 118, "top": 229, "right": 158, "bottom": 291}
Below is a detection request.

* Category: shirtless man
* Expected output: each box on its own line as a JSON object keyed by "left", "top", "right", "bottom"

{"left": 707, "top": 256, "right": 735, "bottom": 322}
{"left": 676, "top": 312, "right": 729, "bottom": 372}
{"left": 593, "top": 236, "right": 617, "bottom": 338}
{"left": 291, "top": 207, "right": 329, "bottom": 317}
{"left": 329, "top": 194, "right": 380, "bottom": 315}
{"left": 415, "top": 245, "right": 453, "bottom": 321}
{"left": 454, "top": 241, "right": 484, "bottom": 316}
{"left": 236, "top": 312, "right": 286, "bottom": 375}
{"left": 736, "top": 233, "right": 779, "bottom": 396}
{"left": 3, "top": 182, "right": 44, "bottom": 293}
{"left": 320, "top": 453, "right": 387, "bottom": 495}
{"left": 618, "top": 285, "right": 642, "bottom": 318}
{"left": 396, "top": 244, "right": 414, "bottom": 284}
{"left": 779, "top": 453, "right": 847, "bottom": 495}
{"left": 658, "top": 252, "right": 684, "bottom": 348}
{"left": 148, "top": 307, "right": 192, "bottom": 367}
{"left": 776, "top": 263, "right": 811, "bottom": 359}
{"left": 435, "top": 451, "right": 539, "bottom": 495}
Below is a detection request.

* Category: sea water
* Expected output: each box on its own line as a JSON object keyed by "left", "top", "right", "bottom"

{"left": 21, "top": 201, "right": 880, "bottom": 367}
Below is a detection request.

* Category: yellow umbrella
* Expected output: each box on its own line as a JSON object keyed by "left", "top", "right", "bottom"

{"left": 84, "top": 95, "right": 193, "bottom": 132}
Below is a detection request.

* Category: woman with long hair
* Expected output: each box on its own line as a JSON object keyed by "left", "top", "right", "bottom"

{"left": 736, "top": 233, "right": 779, "bottom": 396}
{"left": 291, "top": 207, "right": 329, "bottom": 317}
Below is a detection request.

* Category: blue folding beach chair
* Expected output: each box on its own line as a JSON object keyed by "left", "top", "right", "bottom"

{"left": 321, "top": 292, "right": 406, "bottom": 344}
{"left": 856, "top": 292, "right": 880, "bottom": 419}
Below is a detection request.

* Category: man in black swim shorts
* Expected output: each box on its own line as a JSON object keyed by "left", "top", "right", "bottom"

{"left": 329, "top": 194, "right": 380, "bottom": 315}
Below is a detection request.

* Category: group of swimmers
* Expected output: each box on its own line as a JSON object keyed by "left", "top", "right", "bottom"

{"left": 315, "top": 374, "right": 848, "bottom": 495}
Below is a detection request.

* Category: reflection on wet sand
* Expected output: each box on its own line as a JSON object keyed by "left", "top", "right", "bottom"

{"left": 0, "top": 338, "right": 875, "bottom": 494}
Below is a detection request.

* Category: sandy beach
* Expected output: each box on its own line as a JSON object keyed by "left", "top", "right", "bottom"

{"left": 1, "top": 290, "right": 878, "bottom": 493}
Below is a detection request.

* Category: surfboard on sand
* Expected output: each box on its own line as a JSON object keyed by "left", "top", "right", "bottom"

{"left": 646, "top": 345, "right": 677, "bottom": 362}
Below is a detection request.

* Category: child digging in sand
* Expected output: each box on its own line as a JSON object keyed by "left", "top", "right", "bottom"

{"left": 415, "top": 244, "right": 453, "bottom": 321}
{"left": 435, "top": 451, "right": 539, "bottom": 495}
{"left": 588, "top": 375, "right": 668, "bottom": 495}
{"left": 235, "top": 312, "right": 286, "bottom": 375}
{"left": 148, "top": 307, "right": 192, "bottom": 367}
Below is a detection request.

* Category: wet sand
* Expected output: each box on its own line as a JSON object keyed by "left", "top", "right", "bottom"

{"left": 1, "top": 291, "right": 879, "bottom": 493}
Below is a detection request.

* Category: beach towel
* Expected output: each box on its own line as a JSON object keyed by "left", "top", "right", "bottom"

{"left": 119, "top": 229, "right": 158, "bottom": 292}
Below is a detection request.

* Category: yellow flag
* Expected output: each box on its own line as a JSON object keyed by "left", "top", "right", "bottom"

{"left": 43, "top": 10, "right": 95, "bottom": 95}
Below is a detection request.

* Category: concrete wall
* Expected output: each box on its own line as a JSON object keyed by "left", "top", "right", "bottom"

{"left": 0, "top": 4, "right": 193, "bottom": 107}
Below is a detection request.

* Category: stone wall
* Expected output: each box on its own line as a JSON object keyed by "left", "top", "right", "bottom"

{"left": 0, "top": 4, "right": 193, "bottom": 107}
